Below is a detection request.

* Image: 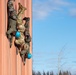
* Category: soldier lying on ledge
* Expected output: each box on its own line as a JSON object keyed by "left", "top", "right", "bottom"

{"left": 6, "top": 0, "right": 17, "bottom": 47}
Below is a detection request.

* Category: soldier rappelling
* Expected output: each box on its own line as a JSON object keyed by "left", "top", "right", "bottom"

{"left": 6, "top": 0, "right": 17, "bottom": 47}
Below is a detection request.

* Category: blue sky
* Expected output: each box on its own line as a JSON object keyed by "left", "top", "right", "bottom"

{"left": 32, "top": 0, "right": 76, "bottom": 74}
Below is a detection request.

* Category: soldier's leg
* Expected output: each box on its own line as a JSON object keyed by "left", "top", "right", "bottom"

{"left": 18, "top": 3, "right": 23, "bottom": 13}
{"left": 17, "top": 3, "right": 26, "bottom": 20}
{"left": 18, "top": 3, "right": 26, "bottom": 14}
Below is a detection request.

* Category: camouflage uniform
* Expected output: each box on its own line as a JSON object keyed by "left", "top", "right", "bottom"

{"left": 20, "top": 17, "right": 31, "bottom": 64}
{"left": 15, "top": 3, "right": 31, "bottom": 64}
{"left": 6, "top": 0, "right": 17, "bottom": 47}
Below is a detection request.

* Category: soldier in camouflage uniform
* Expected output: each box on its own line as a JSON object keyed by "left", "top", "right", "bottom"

{"left": 20, "top": 17, "right": 31, "bottom": 64}
{"left": 14, "top": 3, "right": 29, "bottom": 64}
{"left": 6, "top": 0, "right": 17, "bottom": 47}
{"left": 14, "top": 3, "right": 31, "bottom": 64}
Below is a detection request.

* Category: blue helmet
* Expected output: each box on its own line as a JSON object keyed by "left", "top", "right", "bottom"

{"left": 15, "top": 31, "right": 20, "bottom": 38}
{"left": 27, "top": 53, "right": 32, "bottom": 59}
